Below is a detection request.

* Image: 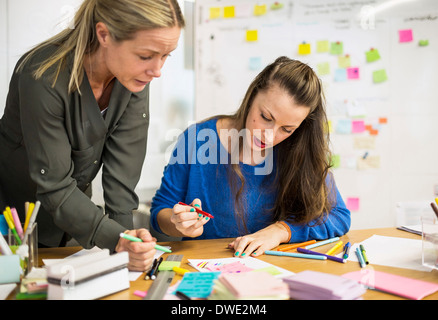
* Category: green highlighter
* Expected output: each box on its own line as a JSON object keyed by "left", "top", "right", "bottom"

{"left": 119, "top": 233, "right": 172, "bottom": 253}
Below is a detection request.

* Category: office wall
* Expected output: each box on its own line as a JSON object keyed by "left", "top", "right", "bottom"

{"left": 194, "top": 0, "right": 438, "bottom": 229}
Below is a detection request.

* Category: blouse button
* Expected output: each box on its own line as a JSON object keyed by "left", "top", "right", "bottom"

{"left": 142, "top": 113, "right": 147, "bottom": 118}
{"left": 40, "top": 169, "right": 45, "bottom": 174}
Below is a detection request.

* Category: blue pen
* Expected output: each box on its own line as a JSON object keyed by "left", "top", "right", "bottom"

{"left": 343, "top": 242, "right": 351, "bottom": 259}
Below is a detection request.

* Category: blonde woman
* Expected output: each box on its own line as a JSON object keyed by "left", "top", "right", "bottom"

{"left": 0, "top": 0, "right": 184, "bottom": 271}
{"left": 151, "top": 57, "right": 351, "bottom": 257}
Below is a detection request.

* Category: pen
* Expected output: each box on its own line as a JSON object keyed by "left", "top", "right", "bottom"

{"left": 22, "top": 201, "right": 41, "bottom": 245}
{"left": 343, "top": 242, "right": 351, "bottom": 259}
{"left": 325, "top": 241, "right": 343, "bottom": 255}
{"left": 360, "top": 244, "right": 369, "bottom": 264}
{"left": 178, "top": 202, "right": 214, "bottom": 219}
{"left": 119, "top": 233, "right": 172, "bottom": 253}
{"left": 151, "top": 257, "right": 163, "bottom": 280}
{"left": 305, "top": 237, "right": 340, "bottom": 249}
{"left": 264, "top": 250, "right": 327, "bottom": 260}
{"left": 173, "top": 266, "right": 190, "bottom": 275}
{"left": 430, "top": 202, "right": 438, "bottom": 219}
{"left": 175, "top": 290, "right": 191, "bottom": 300}
{"left": 297, "top": 247, "right": 346, "bottom": 263}
{"left": 4, "top": 209, "right": 21, "bottom": 245}
{"left": 356, "top": 247, "right": 366, "bottom": 268}
{"left": 23, "top": 202, "right": 35, "bottom": 232}
{"left": 277, "top": 240, "right": 316, "bottom": 252}
{"left": 435, "top": 197, "right": 438, "bottom": 206}
{"left": 145, "top": 258, "right": 158, "bottom": 280}
{"left": 10, "top": 207, "right": 23, "bottom": 240}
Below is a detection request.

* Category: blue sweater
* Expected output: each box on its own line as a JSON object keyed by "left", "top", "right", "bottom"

{"left": 150, "top": 118, "right": 350, "bottom": 243}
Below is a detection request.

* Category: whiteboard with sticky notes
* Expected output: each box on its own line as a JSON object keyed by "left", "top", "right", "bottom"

{"left": 194, "top": 0, "right": 438, "bottom": 229}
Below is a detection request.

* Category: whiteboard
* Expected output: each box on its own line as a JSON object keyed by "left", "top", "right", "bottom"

{"left": 194, "top": 0, "right": 438, "bottom": 229}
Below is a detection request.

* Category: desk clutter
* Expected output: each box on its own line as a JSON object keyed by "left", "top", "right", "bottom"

{"left": 2, "top": 227, "right": 438, "bottom": 300}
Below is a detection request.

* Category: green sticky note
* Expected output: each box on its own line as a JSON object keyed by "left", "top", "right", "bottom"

{"left": 158, "top": 261, "right": 181, "bottom": 271}
{"left": 330, "top": 154, "right": 341, "bottom": 169}
{"left": 419, "top": 40, "right": 429, "bottom": 46}
{"left": 317, "top": 62, "right": 330, "bottom": 75}
{"left": 330, "top": 42, "right": 343, "bottom": 55}
{"left": 252, "top": 266, "right": 282, "bottom": 276}
{"left": 372, "top": 69, "right": 388, "bottom": 83}
{"left": 338, "top": 55, "right": 351, "bottom": 68}
{"left": 365, "top": 49, "right": 380, "bottom": 62}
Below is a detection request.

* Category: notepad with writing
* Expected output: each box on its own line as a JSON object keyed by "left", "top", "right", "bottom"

{"left": 343, "top": 270, "right": 438, "bottom": 300}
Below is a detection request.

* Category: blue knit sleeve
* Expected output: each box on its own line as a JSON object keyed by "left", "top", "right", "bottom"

{"left": 150, "top": 130, "right": 191, "bottom": 234}
{"left": 282, "top": 175, "right": 351, "bottom": 243}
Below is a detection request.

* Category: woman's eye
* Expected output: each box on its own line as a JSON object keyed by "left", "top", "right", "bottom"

{"left": 282, "top": 127, "right": 292, "bottom": 134}
{"left": 139, "top": 56, "right": 152, "bottom": 61}
{"left": 261, "top": 113, "right": 271, "bottom": 121}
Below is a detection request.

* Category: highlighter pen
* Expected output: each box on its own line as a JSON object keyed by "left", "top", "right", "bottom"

{"left": 297, "top": 247, "right": 346, "bottom": 263}
{"left": 343, "top": 242, "right": 351, "bottom": 259}
{"left": 360, "top": 244, "right": 369, "bottom": 264}
{"left": 173, "top": 266, "right": 190, "bottom": 276}
{"left": 119, "top": 233, "right": 172, "bottom": 253}
{"left": 305, "top": 237, "right": 340, "bottom": 250}
{"left": 178, "top": 202, "right": 214, "bottom": 219}
{"left": 430, "top": 202, "right": 438, "bottom": 219}
{"left": 325, "top": 241, "right": 343, "bottom": 255}
{"left": 4, "top": 210, "right": 21, "bottom": 245}
{"left": 356, "top": 247, "right": 366, "bottom": 268}
{"left": 277, "top": 240, "right": 316, "bottom": 252}
{"left": 264, "top": 250, "right": 327, "bottom": 260}
{"left": 10, "top": 208, "right": 23, "bottom": 240}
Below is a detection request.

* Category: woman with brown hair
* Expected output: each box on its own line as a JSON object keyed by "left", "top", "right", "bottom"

{"left": 151, "top": 56, "right": 351, "bottom": 257}
{"left": 0, "top": 0, "right": 184, "bottom": 271}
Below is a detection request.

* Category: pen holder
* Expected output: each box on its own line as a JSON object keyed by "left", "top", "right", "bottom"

{"left": 7, "top": 223, "right": 38, "bottom": 275}
{"left": 421, "top": 217, "right": 438, "bottom": 270}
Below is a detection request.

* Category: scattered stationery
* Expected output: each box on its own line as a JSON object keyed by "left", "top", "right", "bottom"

{"left": 305, "top": 237, "right": 340, "bottom": 249}
{"left": 283, "top": 270, "right": 366, "bottom": 300}
{"left": 343, "top": 270, "right": 438, "bottom": 300}
{"left": 325, "top": 241, "right": 343, "bottom": 255}
{"left": 174, "top": 272, "right": 220, "bottom": 299}
{"left": 265, "top": 250, "right": 327, "bottom": 260}
{"left": 343, "top": 242, "right": 351, "bottom": 259}
{"left": 46, "top": 249, "right": 129, "bottom": 300}
{"left": 209, "top": 271, "right": 289, "bottom": 300}
{"left": 277, "top": 240, "right": 316, "bottom": 252}
{"left": 297, "top": 247, "right": 346, "bottom": 263}
{"left": 188, "top": 257, "right": 294, "bottom": 278}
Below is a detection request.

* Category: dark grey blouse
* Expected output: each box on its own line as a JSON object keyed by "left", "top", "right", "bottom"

{"left": 0, "top": 45, "right": 150, "bottom": 250}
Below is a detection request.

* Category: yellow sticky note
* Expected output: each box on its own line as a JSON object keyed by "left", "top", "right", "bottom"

{"left": 317, "top": 62, "right": 330, "bottom": 76}
{"left": 246, "top": 30, "right": 258, "bottom": 42}
{"left": 254, "top": 4, "right": 267, "bottom": 16}
{"left": 338, "top": 55, "right": 351, "bottom": 68}
{"left": 224, "top": 6, "right": 235, "bottom": 18}
{"left": 298, "top": 43, "right": 311, "bottom": 55}
{"left": 209, "top": 7, "right": 221, "bottom": 19}
{"left": 316, "top": 40, "right": 329, "bottom": 53}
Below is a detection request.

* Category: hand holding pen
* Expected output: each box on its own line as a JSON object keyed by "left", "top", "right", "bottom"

{"left": 171, "top": 199, "right": 211, "bottom": 238}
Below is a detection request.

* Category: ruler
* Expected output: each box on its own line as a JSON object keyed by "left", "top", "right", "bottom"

{"left": 143, "top": 254, "right": 183, "bottom": 300}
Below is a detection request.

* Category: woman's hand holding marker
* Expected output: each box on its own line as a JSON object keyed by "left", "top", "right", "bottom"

{"left": 171, "top": 199, "right": 211, "bottom": 238}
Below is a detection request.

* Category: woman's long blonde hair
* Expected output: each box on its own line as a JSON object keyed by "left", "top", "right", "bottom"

{"left": 17, "top": 0, "right": 185, "bottom": 93}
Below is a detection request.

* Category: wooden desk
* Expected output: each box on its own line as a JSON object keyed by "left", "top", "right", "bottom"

{"left": 36, "top": 228, "right": 438, "bottom": 300}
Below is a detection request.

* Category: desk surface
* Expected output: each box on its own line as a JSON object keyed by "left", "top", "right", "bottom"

{"left": 36, "top": 227, "right": 438, "bottom": 300}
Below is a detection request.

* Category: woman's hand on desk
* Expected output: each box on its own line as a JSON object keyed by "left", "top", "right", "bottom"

{"left": 170, "top": 199, "right": 210, "bottom": 238}
{"left": 228, "top": 222, "right": 290, "bottom": 258}
{"left": 115, "top": 228, "right": 157, "bottom": 272}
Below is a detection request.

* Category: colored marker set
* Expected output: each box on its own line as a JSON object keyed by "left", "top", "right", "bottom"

{"left": 0, "top": 201, "right": 40, "bottom": 283}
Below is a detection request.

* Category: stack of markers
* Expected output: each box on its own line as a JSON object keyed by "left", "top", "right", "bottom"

{"left": 0, "top": 201, "right": 40, "bottom": 255}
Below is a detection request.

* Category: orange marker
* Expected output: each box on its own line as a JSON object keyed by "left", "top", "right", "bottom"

{"left": 278, "top": 240, "right": 316, "bottom": 252}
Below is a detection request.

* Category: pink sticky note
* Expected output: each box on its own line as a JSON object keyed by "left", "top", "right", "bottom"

{"left": 343, "top": 270, "right": 438, "bottom": 300}
{"left": 352, "top": 120, "right": 365, "bottom": 133}
{"left": 346, "top": 197, "right": 360, "bottom": 211}
{"left": 207, "top": 261, "right": 253, "bottom": 273}
{"left": 347, "top": 67, "right": 360, "bottom": 79}
{"left": 399, "top": 29, "right": 413, "bottom": 43}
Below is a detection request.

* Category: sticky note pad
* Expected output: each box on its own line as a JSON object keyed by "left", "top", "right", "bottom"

{"left": 352, "top": 120, "right": 365, "bottom": 133}
{"left": 254, "top": 4, "right": 267, "bottom": 16}
{"left": 347, "top": 67, "right": 360, "bottom": 79}
{"left": 271, "top": 2, "right": 284, "bottom": 10}
{"left": 224, "top": 6, "right": 235, "bottom": 18}
{"left": 399, "top": 29, "right": 413, "bottom": 43}
{"left": 330, "top": 42, "right": 343, "bottom": 55}
{"left": 298, "top": 43, "right": 311, "bottom": 55}
{"left": 334, "top": 68, "right": 347, "bottom": 82}
{"left": 346, "top": 197, "right": 360, "bottom": 211}
{"left": 0, "top": 255, "right": 21, "bottom": 284}
{"left": 246, "top": 30, "right": 258, "bottom": 42}
{"left": 175, "top": 272, "right": 220, "bottom": 298}
{"left": 316, "top": 40, "right": 330, "bottom": 53}
{"left": 158, "top": 261, "right": 181, "bottom": 271}
{"left": 373, "top": 69, "right": 388, "bottom": 83}
{"left": 330, "top": 154, "right": 341, "bottom": 169}
{"left": 419, "top": 39, "right": 429, "bottom": 46}
{"left": 209, "top": 7, "right": 221, "bottom": 19}
{"left": 317, "top": 62, "right": 330, "bottom": 76}
{"left": 249, "top": 57, "right": 262, "bottom": 70}
{"left": 338, "top": 55, "right": 351, "bottom": 68}
{"left": 365, "top": 49, "right": 380, "bottom": 62}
